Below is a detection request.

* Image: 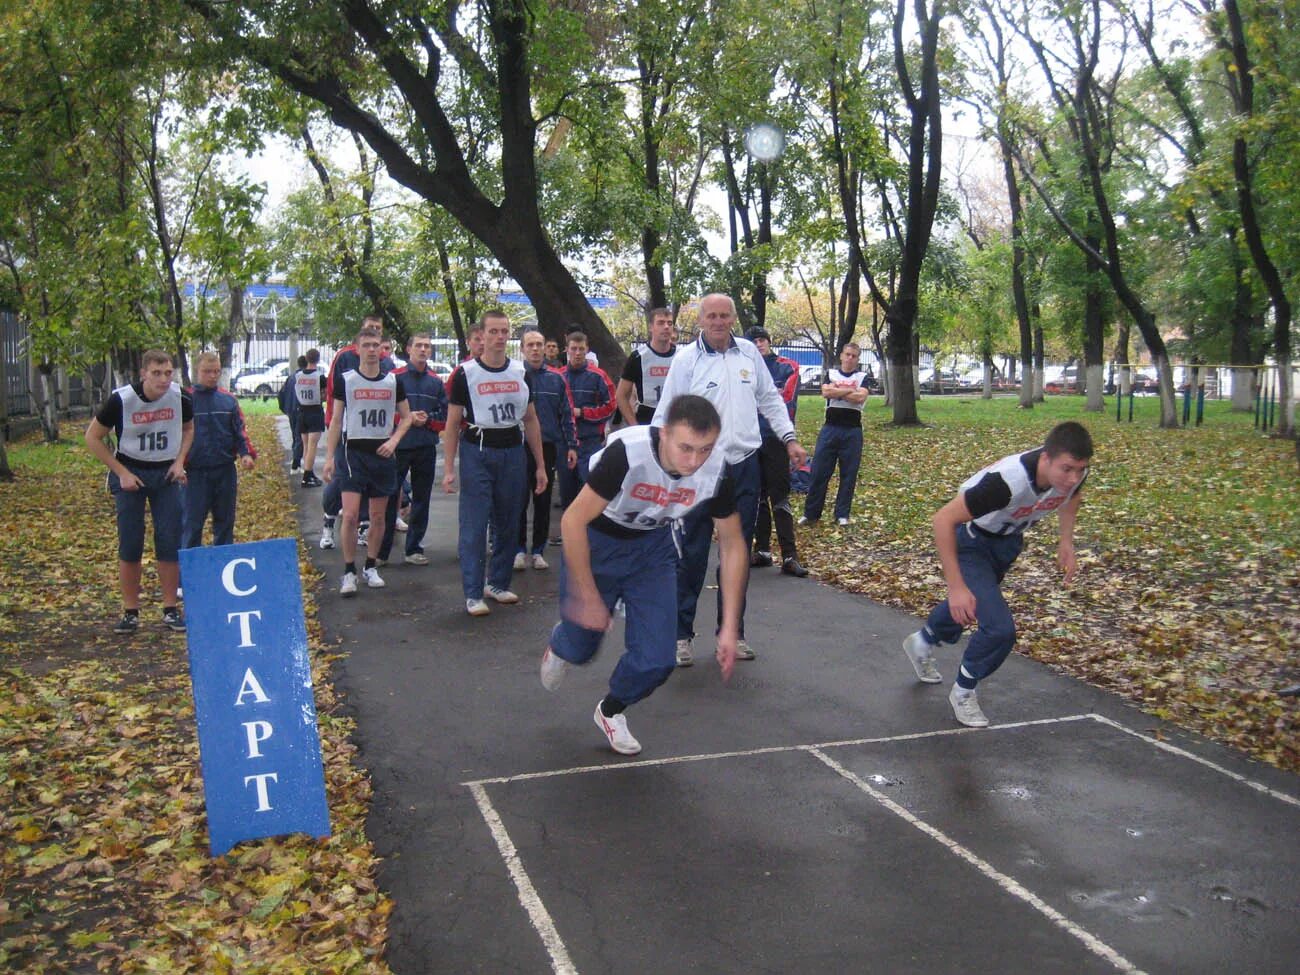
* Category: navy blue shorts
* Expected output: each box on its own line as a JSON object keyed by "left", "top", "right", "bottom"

{"left": 110, "top": 465, "right": 183, "bottom": 562}
{"left": 298, "top": 408, "right": 325, "bottom": 434}
{"left": 337, "top": 446, "right": 397, "bottom": 497}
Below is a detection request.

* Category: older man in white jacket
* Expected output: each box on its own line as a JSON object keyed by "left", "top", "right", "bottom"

{"left": 652, "top": 293, "right": 808, "bottom": 665}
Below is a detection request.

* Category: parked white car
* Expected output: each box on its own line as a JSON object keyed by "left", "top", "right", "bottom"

{"left": 235, "top": 362, "right": 291, "bottom": 397}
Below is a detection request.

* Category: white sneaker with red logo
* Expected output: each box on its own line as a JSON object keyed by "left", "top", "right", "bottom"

{"left": 593, "top": 701, "right": 641, "bottom": 755}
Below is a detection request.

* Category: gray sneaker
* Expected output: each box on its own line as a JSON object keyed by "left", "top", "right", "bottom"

{"left": 903, "top": 631, "right": 942, "bottom": 683}
{"left": 540, "top": 647, "right": 568, "bottom": 691}
{"left": 675, "top": 638, "right": 694, "bottom": 667}
{"left": 734, "top": 640, "right": 756, "bottom": 660}
{"left": 949, "top": 685, "right": 989, "bottom": 727}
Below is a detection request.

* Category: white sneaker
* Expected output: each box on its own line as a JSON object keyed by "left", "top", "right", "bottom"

{"left": 290, "top": 464, "right": 302, "bottom": 474}
{"left": 903, "top": 631, "right": 943, "bottom": 683}
{"left": 340, "top": 571, "right": 358, "bottom": 597}
{"left": 404, "top": 551, "right": 430, "bottom": 565}
{"left": 531, "top": 554, "right": 549, "bottom": 570}
{"left": 797, "top": 516, "right": 811, "bottom": 526}
{"left": 540, "top": 647, "right": 568, "bottom": 691}
{"left": 466, "top": 598, "right": 491, "bottom": 616}
{"left": 950, "top": 685, "right": 989, "bottom": 727}
{"left": 319, "top": 523, "right": 335, "bottom": 550}
{"left": 363, "top": 567, "right": 385, "bottom": 589}
{"left": 485, "top": 586, "right": 519, "bottom": 604}
{"left": 357, "top": 523, "right": 369, "bottom": 547}
{"left": 395, "top": 516, "right": 408, "bottom": 532}
{"left": 594, "top": 701, "right": 641, "bottom": 755}
{"left": 837, "top": 517, "right": 851, "bottom": 526}
{"left": 513, "top": 552, "right": 527, "bottom": 570}
{"left": 734, "top": 640, "right": 756, "bottom": 660}
{"left": 676, "top": 638, "right": 694, "bottom": 667}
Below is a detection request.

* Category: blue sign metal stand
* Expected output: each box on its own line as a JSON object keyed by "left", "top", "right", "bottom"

{"left": 179, "top": 538, "right": 331, "bottom": 857}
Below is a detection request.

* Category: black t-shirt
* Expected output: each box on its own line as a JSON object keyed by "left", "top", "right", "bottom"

{"left": 585, "top": 429, "right": 737, "bottom": 537}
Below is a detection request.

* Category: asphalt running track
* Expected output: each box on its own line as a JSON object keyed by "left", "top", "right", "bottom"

{"left": 283, "top": 423, "right": 1300, "bottom": 974}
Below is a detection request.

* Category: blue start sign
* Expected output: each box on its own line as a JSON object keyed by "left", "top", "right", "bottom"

{"left": 179, "top": 538, "right": 331, "bottom": 857}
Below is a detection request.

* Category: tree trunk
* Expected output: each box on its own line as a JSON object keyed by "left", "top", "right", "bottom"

{"left": 1114, "top": 318, "right": 1130, "bottom": 395}
{"left": 30, "top": 359, "right": 58, "bottom": 442}
{"left": 1032, "top": 308, "right": 1046, "bottom": 403}
{"left": 1083, "top": 241, "right": 1105, "bottom": 411}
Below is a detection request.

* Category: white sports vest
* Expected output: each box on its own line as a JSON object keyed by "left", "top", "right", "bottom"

{"left": 462, "top": 358, "right": 530, "bottom": 430}
{"left": 294, "top": 369, "right": 322, "bottom": 407}
{"left": 963, "top": 451, "right": 1081, "bottom": 535}
{"left": 116, "top": 382, "right": 183, "bottom": 462}
{"left": 825, "top": 368, "right": 868, "bottom": 415}
{"left": 635, "top": 344, "right": 676, "bottom": 410}
{"left": 591, "top": 426, "right": 726, "bottom": 532}
{"left": 341, "top": 369, "right": 398, "bottom": 442}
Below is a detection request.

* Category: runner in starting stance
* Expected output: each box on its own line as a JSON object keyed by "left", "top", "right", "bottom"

{"left": 901, "top": 421, "right": 1093, "bottom": 727}
{"left": 539, "top": 394, "right": 746, "bottom": 755}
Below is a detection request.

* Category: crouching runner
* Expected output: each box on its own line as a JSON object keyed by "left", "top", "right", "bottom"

{"left": 539, "top": 394, "right": 747, "bottom": 755}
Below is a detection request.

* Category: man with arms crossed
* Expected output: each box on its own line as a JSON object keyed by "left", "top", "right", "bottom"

{"left": 540, "top": 395, "right": 745, "bottom": 755}
{"left": 322, "top": 326, "right": 412, "bottom": 596}
{"left": 85, "top": 349, "right": 194, "bottom": 633}
{"left": 902, "top": 421, "right": 1092, "bottom": 727}
{"left": 515, "top": 329, "right": 578, "bottom": 570}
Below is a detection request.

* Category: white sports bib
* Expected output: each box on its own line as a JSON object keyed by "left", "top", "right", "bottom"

{"left": 963, "top": 451, "right": 1081, "bottom": 535}
{"left": 294, "top": 369, "right": 322, "bottom": 406}
{"left": 342, "top": 369, "right": 398, "bottom": 441}
{"left": 592, "top": 425, "right": 726, "bottom": 532}
{"left": 462, "top": 358, "right": 530, "bottom": 429}
{"left": 116, "top": 382, "right": 183, "bottom": 462}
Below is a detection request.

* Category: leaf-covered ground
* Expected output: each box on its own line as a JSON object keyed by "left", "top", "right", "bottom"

{"left": 0, "top": 413, "right": 392, "bottom": 973}
{"left": 794, "top": 395, "right": 1300, "bottom": 772}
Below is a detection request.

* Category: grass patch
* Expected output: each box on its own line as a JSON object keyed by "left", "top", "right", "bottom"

{"left": 794, "top": 393, "right": 1300, "bottom": 771}
{"left": 0, "top": 418, "right": 391, "bottom": 973}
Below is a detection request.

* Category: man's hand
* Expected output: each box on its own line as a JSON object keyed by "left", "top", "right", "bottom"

{"left": 166, "top": 461, "right": 188, "bottom": 485}
{"left": 442, "top": 471, "right": 457, "bottom": 494}
{"left": 323, "top": 459, "right": 335, "bottom": 483}
{"left": 377, "top": 438, "right": 397, "bottom": 459}
{"left": 567, "top": 449, "right": 578, "bottom": 469}
{"left": 716, "top": 627, "right": 739, "bottom": 682}
{"left": 239, "top": 455, "right": 255, "bottom": 471}
{"left": 947, "top": 582, "right": 977, "bottom": 626}
{"left": 117, "top": 470, "right": 144, "bottom": 492}
{"left": 1058, "top": 543, "right": 1078, "bottom": 584}
{"left": 786, "top": 440, "right": 808, "bottom": 469}
{"left": 562, "top": 588, "right": 610, "bottom": 632}
{"left": 410, "top": 410, "right": 428, "bottom": 427}
{"left": 534, "top": 467, "right": 548, "bottom": 495}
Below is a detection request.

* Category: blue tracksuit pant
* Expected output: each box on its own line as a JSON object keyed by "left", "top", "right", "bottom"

{"left": 921, "top": 524, "right": 1023, "bottom": 688}
{"left": 182, "top": 463, "right": 238, "bottom": 548}
{"left": 804, "top": 424, "right": 863, "bottom": 522}
{"left": 558, "top": 438, "right": 601, "bottom": 508}
{"left": 457, "top": 439, "right": 526, "bottom": 600}
{"left": 550, "top": 525, "right": 678, "bottom": 708}
{"left": 676, "top": 451, "right": 761, "bottom": 641}
{"left": 379, "top": 445, "right": 437, "bottom": 560}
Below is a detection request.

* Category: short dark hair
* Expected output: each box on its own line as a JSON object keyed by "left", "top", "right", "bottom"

{"left": 664, "top": 394, "right": 721, "bottom": 434}
{"left": 357, "top": 325, "right": 382, "bottom": 343}
{"left": 479, "top": 310, "right": 509, "bottom": 328}
{"left": 648, "top": 306, "right": 672, "bottom": 322}
{"left": 298, "top": 355, "right": 309, "bottom": 369}
{"left": 305, "top": 348, "right": 320, "bottom": 364}
{"left": 141, "top": 349, "right": 173, "bottom": 370}
{"left": 745, "top": 326, "right": 770, "bottom": 342}
{"left": 566, "top": 330, "right": 588, "bottom": 346}
{"left": 361, "top": 314, "right": 384, "bottom": 331}
{"left": 1043, "top": 421, "right": 1094, "bottom": 460}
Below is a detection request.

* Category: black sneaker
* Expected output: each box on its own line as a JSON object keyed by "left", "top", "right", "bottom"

{"left": 750, "top": 550, "right": 774, "bottom": 568}
{"left": 781, "top": 557, "right": 809, "bottom": 578}
{"left": 113, "top": 612, "right": 140, "bottom": 634}
{"left": 162, "top": 607, "right": 186, "bottom": 632}
{"left": 302, "top": 472, "right": 323, "bottom": 487}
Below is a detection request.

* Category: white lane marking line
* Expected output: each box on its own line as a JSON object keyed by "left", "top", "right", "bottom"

{"left": 461, "top": 714, "right": 1094, "bottom": 786}
{"left": 1087, "top": 713, "right": 1300, "bottom": 809}
{"left": 807, "top": 747, "right": 1147, "bottom": 974}
{"left": 467, "top": 782, "right": 578, "bottom": 975}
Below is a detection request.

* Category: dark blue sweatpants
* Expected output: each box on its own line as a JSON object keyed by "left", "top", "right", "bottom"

{"left": 550, "top": 526, "right": 678, "bottom": 708}
{"left": 182, "top": 463, "right": 237, "bottom": 548}
{"left": 921, "top": 524, "right": 1023, "bottom": 688}
{"left": 676, "top": 451, "right": 760, "bottom": 641}
{"left": 804, "top": 423, "right": 862, "bottom": 522}
{"left": 457, "top": 439, "right": 526, "bottom": 600}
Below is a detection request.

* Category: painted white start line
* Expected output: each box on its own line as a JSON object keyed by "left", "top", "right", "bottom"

{"left": 463, "top": 712, "right": 1299, "bottom": 974}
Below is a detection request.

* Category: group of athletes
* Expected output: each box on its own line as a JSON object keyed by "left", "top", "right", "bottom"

{"left": 86, "top": 292, "right": 1093, "bottom": 756}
